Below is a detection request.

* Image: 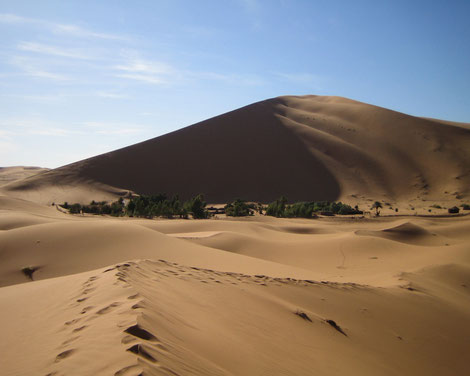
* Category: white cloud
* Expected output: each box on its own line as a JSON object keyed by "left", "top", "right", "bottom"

{"left": 273, "top": 72, "right": 324, "bottom": 88}
{"left": 52, "top": 24, "right": 128, "bottom": 41}
{"left": 0, "top": 13, "right": 127, "bottom": 41}
{"left": 25, "top": 69, "right": 70, "bottom": 81}
{"left": 9, "top": 56, "right": 71, "bottom": 81}
{"left": 114, "top": 57, "right": 177, "bottom": 85}
{"left": 115, "top": 73, "right": 166, "bottom": 85}
{"left": 82, "top": 121, "right": 146, "bottom": 135}
{"left": 96, "top": 92, "right": 129, "bottom": 99}
{"left": 18, "top": 42, "right": 91, "bottom": 59}
{"left": 0, "top": 13, "right": 33, "bottom": 24}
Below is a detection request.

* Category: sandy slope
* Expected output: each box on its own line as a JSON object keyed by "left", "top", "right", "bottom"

{"left": 1, "top": 259, "right": 470, "bottom": 376}
{"left": 0, "top": 166, "right": 49, "bottom": 186}
{"left": 2, "top": 95, "right": 470, "bottom": 207}
{"left": 1, "top": 193, "right": 470, "bottom": 375}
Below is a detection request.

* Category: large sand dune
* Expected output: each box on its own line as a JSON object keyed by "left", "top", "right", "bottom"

{"left": 3, "top": 95, "right": 470, "bottom": 206}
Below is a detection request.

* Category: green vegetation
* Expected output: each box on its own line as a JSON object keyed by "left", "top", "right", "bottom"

{"left": 61, "top": 199, "right": 125, "bottom": 216}
{"left": 61, "top": 194, "right": 210, "bottom": 219}
{"left": 431, "top": 204, "right": 442, "bottom": 209}
{"left": 266, "top": 197, "right": 362, "bottom": 218}
{"left": 225, "top": 199, "right": 254, "bottom": 217}
{"left": 448, "top": 206, "right": 460, "bottom": 214}
{"left": 371, "top": 201, "right": 382, "bottom": 216}
{"left": 461, "top": 204, "right": 470, "bottom": 210}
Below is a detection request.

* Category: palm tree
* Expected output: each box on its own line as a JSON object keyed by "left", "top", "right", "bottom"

{"left": 371, "top": 201, "right": 382, "bottom": 216}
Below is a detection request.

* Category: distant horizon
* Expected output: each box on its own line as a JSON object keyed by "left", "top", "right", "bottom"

{"left": 1, "top": 0, "right": 469, "bottom": 168}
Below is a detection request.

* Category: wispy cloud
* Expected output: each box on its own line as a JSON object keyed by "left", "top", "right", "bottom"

{"left": 1, "top": 117, "right": 147, "bottom": 138}
{"left": 83, "top": 121, "right": 146, "bottom": 135}
{"left": 0, "top": 13, "right": 128, "bottom": 41}
{"left": 188, "top": 71, "right": 264, "bottom": 86}
{"left": 273, "top": 72, "right": 325, "bottom": 88}
{"left": 52, "top": 24, "right": 128, "bottom": 41}
{"left": 0, "top": 117, "right": 78, "bottom": 136}
{"left": 96, "top": 92, "right": 129, "bottom": 99}
{"left": 18, "top": 42, "right": 91, "bottom": 59}
{"left": 24, "top": 68, "right": 69, "bottom": 81}
{"left": 0, "top": 13, "right": 32, "bottom": 24}
{"left": 10, "top": 56, "right": 70, "bottom": 81}
{"left": 1, "top": 93, "right": 66, "bottom": 103}
{"left": 114, "top": 57, "right": 178, "bottom": 85}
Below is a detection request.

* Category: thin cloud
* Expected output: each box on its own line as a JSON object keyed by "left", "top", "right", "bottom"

{"left": 10, "top": 56, "right": 71, "bottom": 81}
{"left": 0, "top": 13, "right": 33, "bottom": 24}
{"left": 18, "top": 42, "right": 91, "bottom": 60}
{"left": 114, "top": 58, "right": 177, "bottom": 85}
{"left": 24, "top": 69, "right": 70, "bottom": 81}
{"left": 115, "top": 73, "right": 166, "bottom": 85}
{"left": 273, "top": 72, "right": 325, "bottom": 89}
{"left": 0, "top": 13, "right": 128, "bottom": 41}
{"left": 52, "top": 24, "right": 128, "bottom": 41}
{"left": 83, "top": 121, "right": 146, "bottom": 135}
{"left": 0, "top": 117, "right": 79, "bottom": 136}
{"left": 96, "top": 92, "right": 129, "bottom": 99}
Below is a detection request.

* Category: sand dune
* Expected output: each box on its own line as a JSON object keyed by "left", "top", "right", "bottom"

{"left": 1, "top": 192, "right": 470, "bottom": 375}
{"left": 1, "top": 95, "right": 470, "bottom": 375}
{"left": 2, "top": 255, "right": 470, "bottom": 375}
{"left": 3, "top": 95, "right": 470, "bottom": 207}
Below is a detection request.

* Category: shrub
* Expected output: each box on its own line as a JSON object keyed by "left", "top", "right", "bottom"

{"left": 461, "top": 204, "right": 470, "bottom": 210}
{"left": 448, "top": 206, "right": 460, "bottom": 214}
{"left": 225, "top": 199, "right": 252, "bottom": 217}
{"left": 266, "top": 196, "right": 288, "bottom": 217}
{"left": 185, "top": 194, "right": 209, "bottom": 219}
{"left": 371, "top": 201, "right": 382, "bottom": 216}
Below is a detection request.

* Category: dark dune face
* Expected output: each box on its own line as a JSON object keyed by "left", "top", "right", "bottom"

{"left": 73, "top": 98, "right": 340, "bottom": 202}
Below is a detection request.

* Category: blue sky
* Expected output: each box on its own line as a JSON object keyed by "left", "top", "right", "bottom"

{"left": 1, "top": 0, "right": 469, "bottom": 168}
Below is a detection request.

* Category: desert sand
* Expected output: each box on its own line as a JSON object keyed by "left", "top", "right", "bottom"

{"left": 1, "top": 95, "right": 470, "bottom": 375}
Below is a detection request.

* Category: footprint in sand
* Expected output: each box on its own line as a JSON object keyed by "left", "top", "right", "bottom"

{"left": 72, "top": 325, "right": 87, "bottom": 333}
{"left": 124, "top": 324, "right": 158, "bottom": 342}
{"left": 96, "top": 302, "right": 123, "bottom": 315}
{"left": 64, "top": 318, "right": 81, "bottom": 326}
{"left": 55, "top": 349, "right": 75, "bottom": 362}
{"left": 80, "top": 306, "right": 94, "bottom": 314}
{"left": 126, "top": 344, "right": 157, "bottom": 363}
{"left": 114, "top": 364, "right": 142, "bottom": 376}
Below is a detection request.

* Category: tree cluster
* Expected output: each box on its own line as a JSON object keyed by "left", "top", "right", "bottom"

{"left": 266, "top": 197, "right": 362, "bottom": 218}
{"left": 224, "top": 199, "right": 255, "bottom": 217}
{"left": 61, "top": 199, "right": 124, "bottom": 216}
{"left": 61, "top": 194, "right": 210, "bottom": 219}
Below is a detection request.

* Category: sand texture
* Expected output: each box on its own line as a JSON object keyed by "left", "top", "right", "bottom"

{"left": 1, "top": 193, "right": 470, "bottom": 375}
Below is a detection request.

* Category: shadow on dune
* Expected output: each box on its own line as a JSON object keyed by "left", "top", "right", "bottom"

{"left": 75, "top": 98, "right": 340, "bottom": 203}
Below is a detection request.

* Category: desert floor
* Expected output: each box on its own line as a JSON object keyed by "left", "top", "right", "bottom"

{"left": 1, "top": 194, "right": 470, "bottom": 375}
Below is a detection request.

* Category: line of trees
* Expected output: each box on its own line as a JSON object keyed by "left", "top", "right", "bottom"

{"left": 265, "top": 197, "right": 363, "bottom": 218}
{"left": 61, "top": 194, "right": 210, "bottom": 219}
{"left": 60, "top": 195, "right": 364, "bottom": 219}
